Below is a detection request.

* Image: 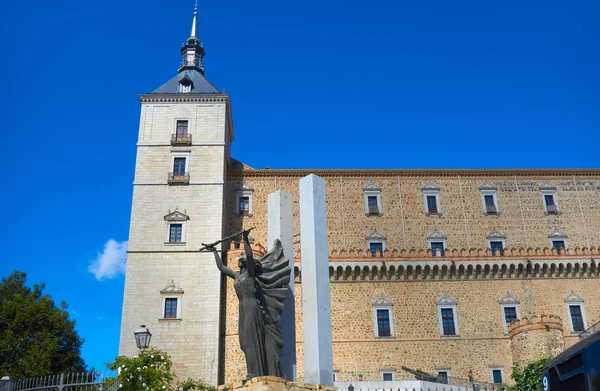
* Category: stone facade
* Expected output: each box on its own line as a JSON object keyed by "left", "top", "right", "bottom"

{"left": 119, "top": 96, "right": 233, "bottom": 385}
{"left": 222, "top": 169, "right": 600, "bottom": 385}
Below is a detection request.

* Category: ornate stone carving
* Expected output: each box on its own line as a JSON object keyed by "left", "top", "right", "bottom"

{"left": 366, "top": 228, "right": 386, "bottom": 240}
{"left": 235, "top": 181, "right": 254, "bottom": 192}
{"left": 436, "top": 291, "right": 456, "bottom": 305}
{"left": 539, "top": 180, "right": 556, "bottom": 190}
{"left": 564, "top": 290, "right": 583, "bottom": 303}
{"left": 363, "top": 179, "right": 381, "bottom": 191}
{"left": 499, "top": 291, "right": 519, "bottom": 304}
{"left": 422, "top": 180, "right": 439, "bottom": 190}
{"left": 161, "top": 279, "right": 184, "bottom": 293}
{"left": 486, "top": 227, "right": 506, "bottom": 239}
{"left": 548, "top": 226, "right": 567, "bottom": 238}
{"left": 427, "top": 228, "right": 447, "bottom": 240}
{"left": 479, "top": 180, "right": 497, "bottom": 190}
{"left": 371, "top": 292, "right": 393, "bottom": 306}
{"left": 164, "top": 207, "right": 190, "bottom": 222}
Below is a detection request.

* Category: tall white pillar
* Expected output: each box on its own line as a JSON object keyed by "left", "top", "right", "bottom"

{"left": 268, "top": 190, "right": 296, "bottom": 381}
{"left": 299, "top": 174, "right": 333, "bottom": 386}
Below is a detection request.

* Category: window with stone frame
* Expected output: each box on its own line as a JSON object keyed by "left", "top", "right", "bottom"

{"left": 164, "top": 208, "right": 189, "bottom": 245}
{"left": 540, "top": 181, "right": 560, "bottom": 214}
{"left": 499, "top": 291, "right": 520, "bottom": 335}
{"left": 235, "top": 182, "right": 254, "bottom": 217}
{"left": 437, "top": 371, "right": 449, "bottom": 384}
{"left": 366, "top": 228, "right": 386, "bottom": 258}
{"left": 364, "top": 180, "right": 382, "bottom": 216}
{"left": 382, "top": 373, "right": 393, "bottom": 381}
{"left": 548, "top": 226, "right": 568, "bottom": 253}
{"left": 565, "top": 290, "right": 587, "bottom": 333}
{"left": 437, "top": 291, "right": 459, "bottom": 337}
{"left": 479, "top": 181, "right": 500, "bottom": 215}
{"left": 372, "top": 294, "right": 394, "bottom": 338}
{"left": 160, "top": 280, "right": 183, "bottom": 320}
{"left": 427, "top": 228, "right": 447, "bottom": 256}
{"left": 422, "top": 180, "right": 441, "bottom": 215}
{"left": 176, "top": 120, "right": 188, "bottom": 139}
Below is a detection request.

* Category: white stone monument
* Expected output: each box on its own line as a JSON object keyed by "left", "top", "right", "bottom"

{"left": 268, "top": 190, "right": 296, "bottom": 380}
{"left": 299, "top": 174, "right": 334, "bottom": 386}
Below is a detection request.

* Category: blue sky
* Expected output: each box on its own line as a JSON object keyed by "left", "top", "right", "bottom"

{"left": 0, "top": 0, "right": 598, "bottom": 374}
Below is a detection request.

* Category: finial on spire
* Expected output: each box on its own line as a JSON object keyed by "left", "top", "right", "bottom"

{"left": 190, "top": 0, "right": 198, "bottom": 39}
{"left": 179, "top": 0, "right": 205, "bottom": 74}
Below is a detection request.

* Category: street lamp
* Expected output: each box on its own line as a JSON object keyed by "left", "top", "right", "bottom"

{"left": 134, "top": 325, "right": 152, "bottom": 350}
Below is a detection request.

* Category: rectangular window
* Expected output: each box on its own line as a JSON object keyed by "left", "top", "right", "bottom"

{"left": 239, "top": 196, "right": 250, "bottom": 215}
{"left": 427, "top": 195, "right": 438, "bottom": 213}
{"left": 176, "top": 120, "right": 188, "bottom": 138}
{"left": 173, "top": 157, "right": 186, "bottom": 175}
{"left": 164, "top": 298, "right": 178, "bottom": 318}
{"left": 367, "top": 196, "right": 379, "bottom": 215}
{"left": 431, "top": 242, "right": 444, "bottom": 256}
{"left": 484, "top": 195, "right": 495, "bottom": 207}
{"left": 169, "top": 224, "right": 183, "bottom": 243}
{"left": 490, "top": 241, "right": 504, "bottom": 256}
{"left": 438, "top": 372, "right": 448, "bottom": 384}
{"left": 552, "top": 240, "right": 565, "bottom": 251}
{"left": 382, "top": 373, "right": 393, "bottom": 381}
{"left": 504, "top": 307, "right": 517, "bottom": 325}
{"left": 377, "top": 309, "right": 391, "bottom": 337}
{"left": 544, "top": 194, "right": 555, "bottom": 207}
{"left": 492, "top": 370, "right": 502, "bottom": 384}
{"left": 370, "top": 242, "right": 383, "bottom": 258}
{"left": 570, "top": 305, "right": 585, "bottom": 332}
{"left": 441, "top": 308, "right": 456, "bottom": 336}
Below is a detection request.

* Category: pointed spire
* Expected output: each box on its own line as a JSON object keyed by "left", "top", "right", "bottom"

{"left": 178, "top": 0, "right": 205, "bottom": 74}
{"left": 190, "top": 0, "right": 198, "bottom": 39}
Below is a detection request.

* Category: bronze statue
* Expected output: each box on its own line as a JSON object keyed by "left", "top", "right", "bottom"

{"left": 201, "top": 229, "right": 290, "bottom": 379}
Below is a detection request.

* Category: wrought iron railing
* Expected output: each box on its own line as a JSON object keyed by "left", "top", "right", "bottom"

{"left": 168, "top": 172, "right": 190, "bottom": 185}
{"left": 4, "top": 372, "right": 118, "bottom": 391}
{"left": 171, "top": 134, "right": 192, "bottom": 145}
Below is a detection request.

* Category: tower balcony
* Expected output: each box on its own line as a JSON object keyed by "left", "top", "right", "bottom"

{"left": 168, "top": 172, "right": 190, "bottom": 185}
{"left": 171, "top": 133, "right": 192, "bottom": 146}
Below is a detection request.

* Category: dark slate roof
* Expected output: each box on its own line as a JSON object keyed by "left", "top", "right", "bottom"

{"left": 151, "top": 69, "right": 221, "bottom": 94}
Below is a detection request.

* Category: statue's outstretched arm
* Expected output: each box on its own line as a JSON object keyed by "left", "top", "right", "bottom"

{"left": 242, "top": 229, "right": 255, "bottom": 278}
{"left": 208, "top": 246, "right": 237, "bottom": 279}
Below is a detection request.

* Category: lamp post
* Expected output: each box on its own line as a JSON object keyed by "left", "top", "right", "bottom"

{"left": 134, "top": 325, "right": 152, "bottom": 350}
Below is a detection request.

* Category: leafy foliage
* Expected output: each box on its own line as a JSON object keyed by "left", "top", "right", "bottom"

{"left": 105, "top": 349, "right": 214, "bottom": 391}
{"left": 500, "top": 357, "right": 550, "bottom": 391}
{"left": 0, "top": 271, "right": 86, "bottom": 378}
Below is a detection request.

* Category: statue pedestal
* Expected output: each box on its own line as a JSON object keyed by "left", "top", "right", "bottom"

{"left": 218, "top": 377, "right": 337, "bottom": 391}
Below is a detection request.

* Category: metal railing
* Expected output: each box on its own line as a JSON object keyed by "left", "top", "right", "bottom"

{"left": 579, "top": 320, "right": 600, "bottom": 341}
{"left": 3, "top": 372, "right": 118, "bottom": 391}
{"left": 368, "top": 206, "right": 380, "bottom": 215}
{"left": 168, "top": 172, "right": 190, "bottom": 185}
{"left": 486, "top": 205, "right": 498, "bottom": 214}
{"left": 171, "top": 134, "right": 192, "bottom": 145}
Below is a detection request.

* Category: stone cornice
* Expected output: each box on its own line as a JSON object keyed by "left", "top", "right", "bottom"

{"left": 227, "top": 168, "right": 600, "bottom": 178}
{"left": 139, "top": 93, "right": 230, "bottom": 103}
{"left": 292, "top": 257, "right": 599, "bottom": 282}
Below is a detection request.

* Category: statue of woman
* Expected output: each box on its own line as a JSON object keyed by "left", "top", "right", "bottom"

{"left": 202, "top": 229, "right": 290, "bottom": 380}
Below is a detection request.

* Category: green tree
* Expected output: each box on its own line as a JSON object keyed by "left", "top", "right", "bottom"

{"left": 0, "top": 271, "right": 86, "bottom": 378}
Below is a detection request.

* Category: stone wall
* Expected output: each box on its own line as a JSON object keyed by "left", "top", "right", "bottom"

{"left": 509, "top": 315, "right": 565, "bottom": 363}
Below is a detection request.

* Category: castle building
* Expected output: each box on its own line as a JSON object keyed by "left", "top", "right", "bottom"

{"left": 119, "top": 6, "right": 600, "bottom": 387}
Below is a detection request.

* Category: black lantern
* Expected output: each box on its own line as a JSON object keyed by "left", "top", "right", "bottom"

{"left": 134, "top": 324, "right": 152, "bottom": 349}
{"left": 468, "top": 369, "right": 473, "bottom": 382}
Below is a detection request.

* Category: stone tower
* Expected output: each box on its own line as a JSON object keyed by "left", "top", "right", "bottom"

{"left": 119, "top": 4, "right": 233, "bottom": 384}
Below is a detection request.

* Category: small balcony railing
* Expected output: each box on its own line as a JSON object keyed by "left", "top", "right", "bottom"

{"left": 486, "top": 205, "right": 498, "bottom": 214}
{"left": 171, "top": 133, "right": 192, "bottom": 145}
{"left": 368, "top": 206, "right": 380, "bottom": 215}
{"left": 547, "top": 204, "right": 558, "bottom": 213}
{"left": 168, "top": 172, "right": 190, "bottom": 185}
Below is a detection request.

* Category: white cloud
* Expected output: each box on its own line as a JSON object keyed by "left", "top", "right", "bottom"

{"left": 88, "top": 239, "right": 128, "bottom": 280}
